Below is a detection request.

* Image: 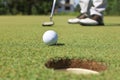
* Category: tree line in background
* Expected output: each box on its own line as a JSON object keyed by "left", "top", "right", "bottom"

{"left": 0, "top": 0, "right": 52, "bottom": 15}
{"left": 0, "top": 0, "right": 120, "bottom": 15}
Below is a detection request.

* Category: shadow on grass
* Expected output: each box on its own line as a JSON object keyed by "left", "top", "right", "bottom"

{"left": 80, "top": 23, "right": 120, "bottom": 27}
{"left": 50, "top": 43, "right": 65, "bottom": 46}
{"left": 105, "top": 23, "right": 120, "bottom": 26}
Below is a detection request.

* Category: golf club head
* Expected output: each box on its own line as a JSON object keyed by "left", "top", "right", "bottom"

{"left": 42, "top": 0, "right": 56, "bottom": 27}
{"left": 42, "top": 21, "right": 54, "bottom": 26}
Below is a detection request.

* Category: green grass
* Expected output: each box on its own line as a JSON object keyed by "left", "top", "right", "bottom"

{"left": 0, "top": 16, "right": 120, "bottom": 80}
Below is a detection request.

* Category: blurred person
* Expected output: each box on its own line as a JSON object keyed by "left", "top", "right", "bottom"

{"left": 68, "top": 0, "right": 107, "bottom": 26}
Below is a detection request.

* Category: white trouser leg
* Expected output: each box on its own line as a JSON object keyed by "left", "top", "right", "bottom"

{"left": 79, "top": 0, "right": 90, "bottom": 14}
{"left": 90, "top": 0, "right": 107, "bottom": 16}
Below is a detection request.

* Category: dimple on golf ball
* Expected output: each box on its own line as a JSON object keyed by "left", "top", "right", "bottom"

{"left": 42, "top": 30, "right": 58, "bottom": 45}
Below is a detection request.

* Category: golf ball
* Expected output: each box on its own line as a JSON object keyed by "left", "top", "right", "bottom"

{"left": 42, "top": 30, "right": 58, "bottom": 45}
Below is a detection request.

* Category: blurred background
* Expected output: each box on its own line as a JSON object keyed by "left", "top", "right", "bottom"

{"left": 0, "top": 0, "right": 120, "bottom": 15}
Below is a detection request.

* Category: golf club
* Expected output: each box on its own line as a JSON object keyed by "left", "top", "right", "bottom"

{"left": 42, "top": 0, "right": 56, "bottom": 26}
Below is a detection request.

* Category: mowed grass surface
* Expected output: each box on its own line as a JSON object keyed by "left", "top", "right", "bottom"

{"left": 0, "top": 16, "right": 120, "bottom": 80}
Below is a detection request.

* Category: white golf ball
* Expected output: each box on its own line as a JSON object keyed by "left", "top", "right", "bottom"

{"left": 42, "top": 30, "right": 58, "bottom": 45}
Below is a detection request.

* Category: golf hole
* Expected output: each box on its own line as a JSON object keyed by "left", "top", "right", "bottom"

{"left": 45, "top": 58, "right": 107, "bottom": 75}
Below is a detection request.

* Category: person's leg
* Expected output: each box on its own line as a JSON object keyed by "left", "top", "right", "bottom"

{"left": 68, "top": 0, "right": 90, "bottom": 24}
{"left": 80, "top": 0, "right": 107, "bottom": 26}
{"left": 79, "top": 0, "right": 90, "bottom": 14}
{"left": 90, "top": 0, "right": 107, "bottom": 16}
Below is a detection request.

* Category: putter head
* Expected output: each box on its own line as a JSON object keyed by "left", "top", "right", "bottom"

{"left": 42, "top": 21, "right": 54, "bottom": 26}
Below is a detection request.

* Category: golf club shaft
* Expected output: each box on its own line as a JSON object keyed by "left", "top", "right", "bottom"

{"left": 50, "top": 0, "right": 56, "bottom": 21}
